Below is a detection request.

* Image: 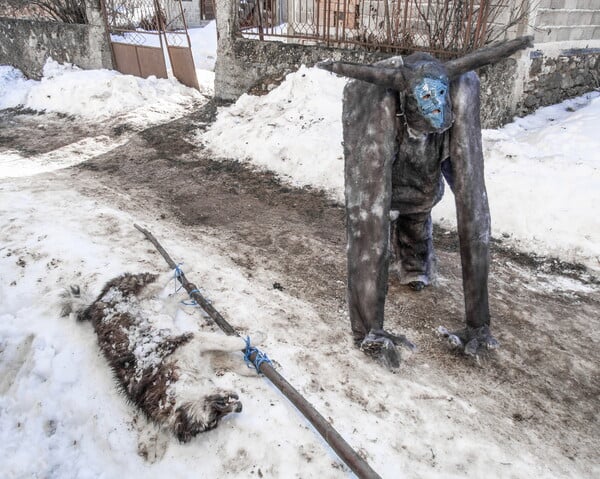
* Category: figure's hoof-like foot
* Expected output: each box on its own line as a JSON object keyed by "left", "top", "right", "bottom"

{"left": 408, "top": 281, "right": 426, "bottom": 292}
{"left": 437, "top": 325, "right": 499, "bottom": 357}
{"left": 359, "top": 329, "right": 417, "bottom": 370}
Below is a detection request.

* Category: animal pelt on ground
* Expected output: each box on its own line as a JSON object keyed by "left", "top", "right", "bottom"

{"left": 61, "top": 271, "right": 256, "bottom": 444}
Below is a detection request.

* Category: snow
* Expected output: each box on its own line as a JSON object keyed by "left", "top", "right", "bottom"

{"left": 0, "top": 136, "right": 129, "bottom": 178}
{"left": 201, "top": 65, "right": 347, "bottom": 198}
{"left": 1, "top": 60, "right": 205, "bottom": 128}
{"left": 0, "top": 21, "right": 598, "bottom": 479}
{"left": 437, "top": 91, "right": 600, "bottom": 267}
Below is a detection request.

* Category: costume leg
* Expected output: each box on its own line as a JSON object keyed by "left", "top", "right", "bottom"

{"left": 441, "top": 71, "right": 497, "bottom": 355}
{"left": 449, "top": 72, "right": 490, "bottom": 328}
{"left": 343, "top": 80, "right": 396, "bottom": 342}
{"left": 343, "top": 79, "right": 415, "bottom": 367}
{"left": 394, "top": 212, "right": 434, "bottom": 286}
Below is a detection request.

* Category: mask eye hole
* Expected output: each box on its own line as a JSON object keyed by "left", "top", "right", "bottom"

{"left": 439, "top": 90, "right": 445, "bottom": 95}
{"left": 422, "top": 93, "right": 431, "bottom": 100}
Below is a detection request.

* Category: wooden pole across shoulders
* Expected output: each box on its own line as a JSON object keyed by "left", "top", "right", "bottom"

{"left": 133, "top": 224, "right": 382, "bottom": 479}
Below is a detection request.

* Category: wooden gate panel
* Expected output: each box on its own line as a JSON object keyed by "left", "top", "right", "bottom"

{"left": 167, "top": 46, "right": 200, "bottom": 89}
{"left": 112, "top": 43, "right": 141, "bottom": 77}
{"left": 137, "top": 45, "right": 168, "bottom": 79}
{"left": 101, "top": 0, "right": 199, "bottom": 90}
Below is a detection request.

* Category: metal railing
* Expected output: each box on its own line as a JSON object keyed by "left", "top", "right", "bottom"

{"left": 103, "top": 0, "right": 192, "bottom": 48}
{"left": 239, "top": 0, "right": 523, "bottom": 57}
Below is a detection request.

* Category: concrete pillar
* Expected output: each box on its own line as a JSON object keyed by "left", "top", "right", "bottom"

{"left": 214, "top": 0, "right": 243, "bottom": 100}
{"left": 85, "top": 0, "right": 114, "bottom": 70}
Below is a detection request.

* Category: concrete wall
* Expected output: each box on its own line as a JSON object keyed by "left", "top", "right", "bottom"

{"left": 180, "top": 0, "right": 203, "bottom": 27}
{"left": 215, "top": 0, "right": 600, "bottom": 127}
{"left": 0, "top": 1, "right": 112, "bottom": 79}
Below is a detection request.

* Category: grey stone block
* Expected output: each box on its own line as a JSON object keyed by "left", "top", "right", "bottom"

{"left": 576, "top": 0, "right": 594, "bottom": 8}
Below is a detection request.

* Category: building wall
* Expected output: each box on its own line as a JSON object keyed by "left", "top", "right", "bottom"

{"left": 533, "top": 0, "right": 600, "bottom": 42}
{"left": 179, "top": 0, "right": 204, "bottom": 27}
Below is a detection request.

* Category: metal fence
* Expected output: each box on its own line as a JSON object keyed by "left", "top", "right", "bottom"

{"left": 101, "top": 0, "right": 200, "bottom": 88}
{"left": 240, "top": 0, "right": 522, "bottom": 57}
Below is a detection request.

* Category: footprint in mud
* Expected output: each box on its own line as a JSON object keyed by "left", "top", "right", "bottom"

{"left": 0, "top": 333, "right": 35, "bottom": 394}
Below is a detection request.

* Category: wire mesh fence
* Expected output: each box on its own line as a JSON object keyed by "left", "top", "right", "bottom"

{"left": 239, "top": 0, "right": 529, "bottom": 57}
{"left": 103, "top": 0, "right": 191, "bottom": 47}
{"left": 104, "top": 0, "right": 187, "bottom": 31}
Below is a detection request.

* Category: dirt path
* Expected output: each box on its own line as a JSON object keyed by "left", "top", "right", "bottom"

{"left": 3, "top": 105, "right": 599, "bottom": 477}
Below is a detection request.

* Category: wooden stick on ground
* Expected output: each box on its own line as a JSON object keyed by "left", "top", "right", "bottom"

{"left": 134, "top": 223, "right": 382, "bottom": 479}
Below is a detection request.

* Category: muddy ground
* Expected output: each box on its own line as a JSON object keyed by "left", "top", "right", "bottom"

{"left": 2, "top": 104, "right": 599, "bottom": 477}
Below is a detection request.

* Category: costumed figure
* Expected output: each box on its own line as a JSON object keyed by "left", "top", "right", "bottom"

{"left": 319, "top": 37, "right": 533, "bottom": 367}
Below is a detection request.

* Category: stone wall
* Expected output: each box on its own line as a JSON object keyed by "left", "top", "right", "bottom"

{"left": 522, "top": 47, "right": 600, "bottom": 111}
{"left": 217, "top": 37, "right": 389, "bottom": 100}
{"left": 478, "top": 57, "right": 523, "bottom": 128}
{"left": 0, "top": 1, "right": 112, "bottom": 79}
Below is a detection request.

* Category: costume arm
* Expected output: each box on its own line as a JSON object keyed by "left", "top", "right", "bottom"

{"left": 343, "top": 80, "right": 398, "bottom": 342}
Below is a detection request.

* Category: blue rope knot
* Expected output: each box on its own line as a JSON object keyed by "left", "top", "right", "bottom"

{"left": 181, "top": 288, "right": 200, "bottom": 306}
{"left": 244, "top": 336, "right": 273, "bottom": 374}
{"left": 173, "top": 265, "right": 201, "bottom": 306}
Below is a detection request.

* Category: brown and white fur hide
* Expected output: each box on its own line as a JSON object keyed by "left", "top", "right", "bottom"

{"left": 62, "top": 271, "right": 255, "bottom": 445}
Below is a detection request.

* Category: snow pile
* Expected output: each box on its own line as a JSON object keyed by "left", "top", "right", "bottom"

{"left": 202, "top": 71, "right": 600, "bottom": 269}
{"left": 0, "top": 66, "right": 37, "bottom": 108}
{"left": 2, "top": 53, "right": 598, "bottom": 267}
{"left": 201, "top": 65, "right": 348, "bottom": 198}
{"left": 0, "top": 59, "right": 205, "bottom": 127}
{"left": 436, "top": 91, "right": 600, "bottom": 265}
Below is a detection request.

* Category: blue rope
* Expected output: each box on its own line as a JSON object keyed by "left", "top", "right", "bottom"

{"left": 182, "top": 288, "right": 200, "bottom": 306}
{"left": 173, "top": 265, "right": 202, "bottom": 306}
{"left": 173, "top": 263, "right": 185, "bottom": 294}
{"left": 244, "top": 336, "right": 273, "bottom": 374}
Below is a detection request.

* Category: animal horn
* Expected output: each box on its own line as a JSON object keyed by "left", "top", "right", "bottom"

{"left": 445, "top": 35, "right": 534, "bottom": 79}
{"left": 317, "top": 60, "right": 406, "bottom": 90}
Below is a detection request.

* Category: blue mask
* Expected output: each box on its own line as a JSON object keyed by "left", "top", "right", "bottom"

{"left": 413, "top": 77, "right": 448, "bottom": 129}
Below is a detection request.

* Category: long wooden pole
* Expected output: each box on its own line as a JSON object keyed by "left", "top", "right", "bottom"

{"left": 133, "top": 224, "right": 382, "bottom": 479}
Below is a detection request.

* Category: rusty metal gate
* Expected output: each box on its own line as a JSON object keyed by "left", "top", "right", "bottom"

{"left": 100, "top": 0, "right": 200, "bottom": 90}
{"left": 240, "top": 0, "right": 524, "bottom": 58}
